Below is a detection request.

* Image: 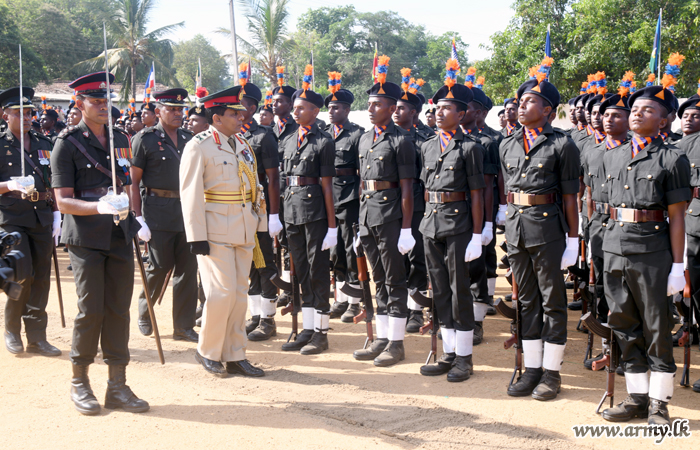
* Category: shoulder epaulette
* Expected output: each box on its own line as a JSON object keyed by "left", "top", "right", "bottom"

{"left": 30, "top": 129, "right": 53, "bottom": 144}
{"left": 179, "top": 127, "right": 194, "bottom": 136}
{"left": 57, "top": 125, "right": 80, "bottom": 139}
{"left": 194, "top": 129, "right": 213, "bottom": 142}
{"left": 317, "top": 127, "right": 332, "bottom": 139}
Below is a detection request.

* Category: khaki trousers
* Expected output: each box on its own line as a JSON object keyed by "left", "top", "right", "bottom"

{"left": 197, "top": 240, "right": 253, "bottom": 362}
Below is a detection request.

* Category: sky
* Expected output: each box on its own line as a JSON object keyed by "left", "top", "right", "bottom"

{"left": 149, "top": 0, "right": 516, "bottom": 66}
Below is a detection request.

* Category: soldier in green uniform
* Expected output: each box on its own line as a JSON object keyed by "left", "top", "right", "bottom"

{"left": 51, "top": 72, "right": 148, "bottom": 416}
{"left": 40, "top": 109, "right": 59, "bottom": 143}
{"left": 424, "top": 101, "right": 437, "bottom": 132}
{"left": 187, "top": 104, "right": 209, "bottom": 135}
{"left": 0, "top": 87, "right": 61, "bottom": 357}
{"left": 500, "top": 98, "right": 521, "bottom": 137}
{"left": 141, "top": 102, "right": 158, "bottom": 129}
{"left": 130, "top": 89, "right": 199, "bottom": 343}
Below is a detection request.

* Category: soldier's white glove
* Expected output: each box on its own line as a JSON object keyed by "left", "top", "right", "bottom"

{"left": 667, "top": 263, "right": 685, "bottom": 296}
{"left": 6, "top": 179, "right": 27, "bottom": 193}
{"left": 465, "top": 234, "right": 482, "bottom": 262}
{"left": 52, "top": 211, "right": 62, "bottom": 245}
{"left": 481, "top": 222, "right": 493, "bottom": 246}
{"left": 578, "top": 213, "right": 584, "bottom": 237}
{"left": 268, "top": 213, "right": 283, "bottom": 239}
{"left": 397, "top": 228, "right": 415, "bottom": 255}
{"left": 135, "top": 216, "right": 151, "bottom": 242}
{"left": 321, "top": 227, "right": 337, "bottom": 251}
{"left": 684, "top": 235, "right": 688, "bottom": 270}
{"left": 96, "top": 200, "right": 119, "bottom": 215}
{"left": 561, "top": 237, "right": 579, "bottom": 270}
{"left": 496, "top": 204, "right": 507, "bottom": 226}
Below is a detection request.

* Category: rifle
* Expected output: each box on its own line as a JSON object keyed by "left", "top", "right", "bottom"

{"left": 581, "top": 311, "right": 619, "bottom": 414}
{"left": 51, "top": 244, "right": 65, "bottom": 328}
{"left": 280, "top": 251, "right": 300, "bottom": 342}
{"left": 570, "top": 239, "right": 589, "bottom": 333}
{"left": 270, "top": 237, "right": 292, "bottom": 292}
{"left": 583, "top": 247, "right": 596, "bottom": 364}
{"left": 407, "top": 287, "right": 436, "bottom": 364}
{"left": 675, "top": 270, "right": 694, "bottom": 387}
{"left": 133, "top": 237, "right": 165, "bottom": 364}
{"left": 495, "top": 277, "right": 521, "bottom": 387}
{"left": 340, "top": 223, "right": 375, "bottom": 349}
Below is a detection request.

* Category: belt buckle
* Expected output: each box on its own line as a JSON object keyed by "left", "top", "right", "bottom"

{"left": 364, "top": 180, "right": 376, "bottom": 191}
{"left": 617, "top": 208, "right": 636, "bottom": 223}
{"left": 288, "top": 176, "right": 300, "bottom": 187}
{"left": 513, "top": 192, "right": 527, "bottom": 206}
{"left": 23, "top": 191, "right": 40, "bottom": 202}
{"left": 427, "top": 191, "right": 441, "bottom": 204}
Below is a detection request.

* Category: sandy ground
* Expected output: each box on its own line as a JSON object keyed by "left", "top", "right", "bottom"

{"left": 1, "top": 243, "right": 699, "bottom": 449}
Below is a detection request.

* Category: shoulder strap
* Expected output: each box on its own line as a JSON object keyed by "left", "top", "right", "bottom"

{"left": 8, "top": 139, "right": 47, "bottom": 185}
{"left": 163, "top": 141, "right": 181, "bottom": 161}
{"left": 66, "top": 135, "right": 123, "bottom": 187}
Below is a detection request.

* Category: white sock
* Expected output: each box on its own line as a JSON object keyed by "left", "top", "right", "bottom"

{"left": 314, "top": 310, "right": 330, "bottom": 334}
{"left": 456, "top": 330, "right": 474, "bottom": 356}
{"left": 335, "top": 281, "right": 347, "bottom": 303}
{"left": 388, "top": 316, "right": 406, "bottom": 341}
{"left": 376, "top": 314, "right": 389, "bottom": 339}
{"left": 542, "top": 342, "right": 566, "bottom": 372}
{"left": 260, "top": 296, "right": 276, "bottom": 318}
{"left": 407, "top": 297, "right": 421, "bottom": 311}
{"left": 522, "top": 339, "right": 543, "bottom": 369}
{"left": 302, "top": 307, "right": 314, "bottom": 330}
{"left": 488, "top": 278, "right": 497, "bottom": 296}
{"left": 248, "top": 294, "right": 261, "bottom": 317}
{"left": 281, "top": 270, "right": 290, "bottom": 282}
{"left": 346, "top": 283, "right": 362, "bottom": 304}
{"left": 649, "top": 371, "right": 674, "bottom": 402}
{"left": 441, "top": 327, "right": 456, "bottom": 354}
{"left": 626, "top": 371, "right": 650, "bottom": 395}
{"left": 473, "top": 303, "right": 489, "bottom": 322}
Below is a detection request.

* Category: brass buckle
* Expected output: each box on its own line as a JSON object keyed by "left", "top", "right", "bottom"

{"left": 22, "top": 191, "right": 40, "bottom": 202}
{"left": 616, "top": 208, "right": 636, "bottom": 223}
{"left": 427, "top": 191, "right": 442, "bottom": 204}
{"left": 363, "top": 180, "right": 377, "bottom": 191}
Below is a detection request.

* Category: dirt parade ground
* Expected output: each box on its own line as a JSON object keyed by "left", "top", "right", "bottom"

{"left": 1, "top": 245, "right": 699, "bottom": 450}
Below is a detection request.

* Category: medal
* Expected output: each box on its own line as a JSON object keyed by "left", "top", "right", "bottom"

{"left": 115, "top": 147, "right": 132, "bottom": 167}
{"left": 38, "top": 149, "right": 51, "bottom": 165}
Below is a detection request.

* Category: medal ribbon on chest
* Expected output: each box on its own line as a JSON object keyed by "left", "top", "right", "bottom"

{"left": 115, "top": 147, "right": 132, "bottom": 167}
{"left": 37, "top": 149, "right": 51, "bottom": 165}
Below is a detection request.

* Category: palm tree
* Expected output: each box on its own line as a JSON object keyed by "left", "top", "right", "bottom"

{"left": 217, "top": 0, "right": 293, "bottom": 87}
{"left": 75, "top": 0, "right": 183, "bottom": 101}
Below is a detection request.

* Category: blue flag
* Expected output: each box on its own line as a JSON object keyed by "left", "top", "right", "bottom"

{"left": 649, "top": 10, "right": 661, "bottom": 73}
{"left": 545, "top": 26, "right": 551, "bottom": 57}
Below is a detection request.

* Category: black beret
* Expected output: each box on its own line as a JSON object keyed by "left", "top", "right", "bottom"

{"left": 111, "top": 106, "right": 121, "bottom": 118}
{"left": 141, "top": 102, "right": 156, "bottom": 112}
{"left": 432, "top": 83, "right": 474, "bottom": 106}
{"left": 568, "top": 98, "right": 576, "bottom": 106}
{"left": 292, "top": 89, "right": 324, "bottom": 109}
{"left": 0, "top": 87, "right": 35, "bottom": 109}
{"left": 678, "top": 94, "right": 700, "bottom": 118}
{"left": 575, "top": 93, "right": 590, "bottom": 107}
{"left": 133, "top": 111, "right": 142, "bottom": 119}
{"left": 188, "top": 105, "right": 207, "bottom": 118}
{"left": 366, "top": 81, "right": 402, "bottom": 101}
{"left": 470, "top": 86, "right": 488, "bottom": 108}
{"left": 272, "top": 85, "right": 296, "bottom": 99}
{"left": 629, "top": 86, "right": 676, "bottom": 116}
{"left": 324, "top": 88, "right": 355, "bottom": 108}
{"left": 41, "top": 109, "right": 59, "bottom": 120}
{"left": 154, "top": 88, "right": 188, "bottom": 106}
{"left": 497, "top": 109, "right": 505, "bottom": 116}
{"left": 485, "top": 96, "right": 494, "bottom": 111}
{"left": 586, "top": 93, "right": 614, "bottom": 113}
{"left": 259, "top": 104, "right": 273, "bottom": 114}
{"left": 599, "top": 93, "right": 631, "bottom": 115}
{"left": 398, "top": 91, "right": 422, "bottom": 110}
{"left": 518, "top": 79, "right": 560, "bottom": 109}
{"left": 240, "top": 82, "right": 262, "bottom": 103}
{"left": 503, "top": 97, "right": 517, "bottom": 108}
{"left": 416, "top": 92, "right": 426, "bottom": 110}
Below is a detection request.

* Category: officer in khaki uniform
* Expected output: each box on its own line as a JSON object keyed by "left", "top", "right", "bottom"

{"left": 180, "top": 86, "right": 267, "bottom": 378}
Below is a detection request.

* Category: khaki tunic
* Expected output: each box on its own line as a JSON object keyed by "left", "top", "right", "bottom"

{"left": 180, "top": 126, "right": 266, "bottom": 362}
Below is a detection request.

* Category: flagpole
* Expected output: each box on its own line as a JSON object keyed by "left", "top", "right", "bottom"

{"left": 311, "top": 49, "right": 315, "bottom": 91}
{"left": 19, "top": 45, "right": 25, "bottom": 177}
{"left": 229, "top": 0, "right": 239, "bottom": 83}
{"left": 657, "top": 8, "right": 662, "bottom": 86}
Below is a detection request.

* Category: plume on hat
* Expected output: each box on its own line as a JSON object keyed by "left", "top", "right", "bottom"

{"left": 586, "top": 74, "right": 597, "bottom": 94}
{"left": 276, "top": 66, "right": 286, "bottom": 86}
{"left": 464, "top": 67, "right": 477, "bottom": 88}
{"left": 328, "top": 72, "right": 341, "bottom": 100}
{"left": 618, "top": 71, "right": 635, "bottom": 97}
{"left": 475, "top": 76, "right": 485, "bottom": 90}
{"left": 661, "top": 52, "right": 685, "bottom": 91}
{"left": 444, "top": 59, "right": 459, "bottom": 88}
{"left": 595, "top": 72, "right": 607, "bottom": 96}
{"left": 645, "top": 74, "right": 656, "bottom": 87}
{"left": 129, "top": 98, "right": 136, "bottom": 113}
{"left": 580, "top": 80, "right": 588, "bottom": 94}
{"left": 400, "top": 68, "right": 412, "bottom": 92}
{"left": 264, "top": 90, "right": 273, "bottom": 106}
{"left": 376, "top": 56, "right": 390, "bottom": 85}
{"left": 409, "top": 78, "right": 424, "bottom": 94}
{"left": 302, "top": 65, "right": 313, "bottom": 91}
{"left": 538, "top": 56, "right": 554, "bottom": 81}
{"left": 239, "top": 63, "right": 249, "bottom": 87}
{"left": 195, "top": 86, "right": 209, "bottom": 107}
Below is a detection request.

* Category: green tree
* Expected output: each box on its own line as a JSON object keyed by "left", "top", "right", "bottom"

{"left": 75, "top": 0, "right": 183, "bottom": 100}
{"left": 0, "top": 0, "right": 47, "bottom": 88}
{"left": 173, "top": 35, "right": 229, "bottom": 94}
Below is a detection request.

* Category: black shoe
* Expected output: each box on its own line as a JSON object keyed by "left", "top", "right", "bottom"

{"left": 26, "top": 340, "right": 61, "bottom": 356}
{"left": 672, "top": 326, "right": 684, "bottom": 347}
{"left": 567, "top": 299, "right": 582, "bottom": 311}
{"left": 195, "top": 303, "right": 204, "bottom": 320}
{"left": 616, "top": 364, "right": 625, "bottom": 376}
{"left": 276, "top": 292, "right": 290, "bottom": 308}
{"left": 248, "top": 318, "right": 277, "bottom": 341}
{"left": 672, "top": 324, "right": 699, "bottom": 347}
{"left": 300, "top": 332, "right": 329, "bottom": 355}
{"left": 67, "top": 264, "right": 72, "bottom": 271}
{"left": 447, "top": 355, "right": 474, "bottom": 382}
{"left": 505, "top": 293, "right": 512, "bottom": 302}
{"left": 584, "top": 353, "right": 605, "bottom": 371}
{"left": 374, "top": 340, "right": 405, "bottom": 367}
{"left": 329, "top": 300, "right": 348, "bottom": 319}
{"left": 138, "top": 316, "right": 153, "bottom": 336}
{"left": 173, "top": 328, "right": 199, "bottom": 342}
{"left": 226, "top": 360, "right": 265, "bottom": 377}
{"left": 71, "top": 364, "right": 100, "bottom": 415}
{"left": 341, "top": 303, "right": 361, "bottom": 323}
{"left": 486, "top": 297, "right": 497, "bottom": 316}
{"left": 473, "top": 322, "right": 484, "bottom": 346}
{"left": 281, "top": 329, "right": 314, "bottom": 351}
{"left": 420, "top": 352, "right": 456, "bottom": 376}
{"left": 104, "top": 365, "right": 150, "bottom": 413}
{"left": 4, "top": 330, "right": 23, "bottom": 354}
{"left": 353, "top": 338, "right": 389, "bottom": 361}
{"left": 648, "top": 399, "right": 670, "bottom": 426}
{"left": 405, "top": 310, "right": 424, "bottom": 333}
{"left": 195, "top": 317, "right": 202, "bottom": 327}
{"left": 245, "top": 315, "right": 260, "bottom": 334}
{"left": 532, "top": 370, "right": 561, "bottom": 401}
{"left": 601, "top": 394, "right": 649, "bottom": 422}
{"left": 507, "top": 367, "right": 544, "bottom": 397}
{"left": 691, "top": 378, "right": 700, "bottom": 393}
{"left": 195, "top": 351, "right": 226, "bottom": 377}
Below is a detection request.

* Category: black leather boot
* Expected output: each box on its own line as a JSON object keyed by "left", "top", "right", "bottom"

{"left": 138, "top": 315, "right": 153, "bottom": 336}
{"left": 473, "top": 322, "right": 484, "bottom": 346}
{"left": 532, "top": 369, "right": 561, "bottom": 401}
{"left": 4, "top": 330, "right": 24, "bottom": 354}
{"left": 507, "top": 367, "right": 544, "bottom": 397}
{"left": 329, "top": 300, "right": 348, "bottom": 319}
{"left": 353, "top": 338, "right": 389, "bottom": 361}
{"left": 276, "top": 291, "right": 290, "bottom": 308}
{"left": 104, "top": 365, "right": 150, "bottom": 413}
{"left": 602, "top": 394, "right": 649, "bottom": 422}
{"left": 248, "top": 318, "right": 277, "bottom": 341}
{"left": 71, "top": 364, "right": 100, "bottom": 415}
{"left": 567, "top": 299, "right": 582, "bottom": 311}
{"left": 173, "top": 328, "right": 199, "bottom": 342}
{"left": 300, "top": 332, "right": 329, "bottom": 355}
{"left": 584, "top": 353, "right": 605, "bottom": 371}
{"left": 648, "top": 399, "right": 671, "bottom": 426}
{"left": 692, "top": 378, "right": 700, "bottom": 393}
{"left": 281, "top": 329, "right": 314, "bottom": 351}
{"left": 374, "top": 340, "right": 405, "bottom": 367}
{"left": 447, "top": 355, "right": 474, "bottom": 382}
{"left": 405, "top": 310, "right": 424, "bottom": 333}
{"left": 420, "top": 352, "right": 456, "bottom": 376}
{"left": 245, "top": 315, "right": 260, "bottom": 334}
{"left": 341, "top": 303, "right": 361, "bottom": 323}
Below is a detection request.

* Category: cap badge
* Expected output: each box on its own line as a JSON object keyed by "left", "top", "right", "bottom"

{"left": 99, "top": 82, "right": 106, "bottom": 89}
{"left": 177, "top": 94, "right": 182, "bottom": 101}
